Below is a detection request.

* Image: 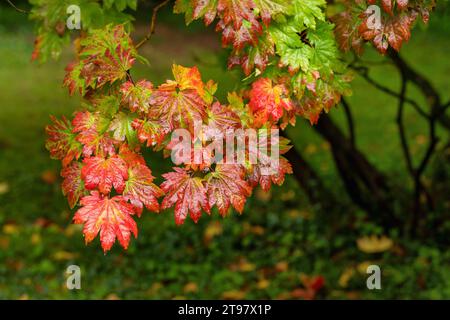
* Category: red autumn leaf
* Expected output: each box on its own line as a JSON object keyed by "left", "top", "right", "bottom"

{"left": 381, "top": 0, "right": 393, "bottom": 15}
{"left": 359, "top": 11, "right": 417, "bottom": 54}
{"left": 45, "top": 115, "right": 82, "bottom": 167}
{"left": 332, "top": 11, "right": 364, "bottom": 55}
{"left": 192, "top": 0, "right": 218, "bottom": 25}
{"left": 149, "top": 66, "right": 207, "bottom": 131}
{"left": 204, "top": 101, "right": 242, "bottom": 137}
{"left": 61, "top": 162, "right": 85, "bottom": 209}
{"left": 73, "top": 191, "right": 138, "bottom": 252}
{"left": 72, "top": 111, "right": 117, "bottom": 157}
{"left": 249, "top": 78, "right": 293, "bottom": 126}
{"left": 247, "top": 133, "right": 292, "bottom": 191}
{"left": 123, "top": 163, "right": 164, "bottom": 214}
{"left": 64, "top": 25, "right": 137, "bottom": 95}
{"left": 161, "top": 167, "right": 210, "bottom": 225}
{"left": 132, "top": 118, "right": 168, "bottom": 148}
{"left": 120, "top": 80, "right": 153, "bottom": 113}
{"left": 397, "top": 0, "right": 409, "bottom": 10}
{"left": 217, "top": 0, "right": 258, "bottom": 30}
{"left": 81, "top": 155, "right": 129, "bottom": 194}
{"left": 206, "top": 164, "right": 252, "bottom": 216}
{"left": 118, "top": 144, "right": 146, "bottom": 167}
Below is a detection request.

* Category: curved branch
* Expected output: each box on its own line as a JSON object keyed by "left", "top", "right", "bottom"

{"left": 396, "top": 75, "right": 414, "bottom": 176}
{"left": 136, "top": 0, "right": 171, "bottom": 49}
{"left": 6, "top": 0, "right": 28, "bottom": 13}
{"left": 351, "top": 64, "right": 431, "bottom": 119}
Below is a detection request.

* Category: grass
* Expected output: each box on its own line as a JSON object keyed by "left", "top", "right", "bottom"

{"left": 0, "top": 7, "right": 449, "bottom": 299}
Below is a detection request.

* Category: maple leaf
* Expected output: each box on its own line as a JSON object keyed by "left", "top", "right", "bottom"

{"left": 61, "top": 162, "right": 85, "bottom": 209}
{"left": 332, "top": 11, "right": 365, "bottom": 55}
{"left": 118, "top": 144, "right": 146, "bottom": 167}
{"left": 191, "top": 0, "right": 218, "bottom": 25}
{"left": 229, "top": 34, "right": 275, "bottom": 75}
{"left": 120, "top": 80, "right": 153, "bottom": 113}
{"left": 249, "top": 78, "right": 293, "bottom": 126}
{"left": 206, "top": 164, "right": 252, "bottom": 216}
{"left": 72, "top": 111, "right": 117, "bottom": 157}
{"left": 161, "top": 167, "right": 210, "bottom": 225}
{"left": 73, "top": 191, "right": 138, "bottom": 252}
{"left": 247, "top": 133, "right": 293, "bottom": 191}
{"left": 109, "top": 112, "right": 139, "bottom": 148}
{"left": 217, "top": 0, "right": 258, "bottom": 30}
{"left": 248, "top": 156, "right": 292, "bottom": 191}
{"left": 205, "top": 101, "right": 242, "bottom": 134}
{"left": 148, "top": 65, "right": 208, "bottom": 131}
{"left": 123, "top": 164, "right": 164, "bottom": 214}
{"left": 63, "top": 25, "right": 137, "bottom": 95}
{"left": 81, "top": 155, "right": 129, "bottom": 194}
{"left": 132, "top": 118, "right": 168, "bottom": 148}
{"left": 359, "top": 11, "right": 417, "bottom": 53}
{"left": 45, "top": 115, "right": 82, "bottom": 167}
{"left": 253, "top": 0, "right": 290, "bottom": 26}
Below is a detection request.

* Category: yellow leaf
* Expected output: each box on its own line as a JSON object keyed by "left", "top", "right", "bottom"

{"left": 255, "top": 187, "right": 272, "bottom": 202}
{"left": 230, "top": 257, "right": 256, "bottom": 272}
{"left": 0, "top": 182, "right": 9, "bottom": 195}
{"left": 3, "top": 223, "right": 20, "bottom": 235}
{"left": 53, "top": 251, "right": 78, "bottom": 261}
{"left": 203, "top": 221, "right": 223, "bottom": 244}
{"left": 184, "top": 282, "right": 198, "bottom": 293}
{"left": 105, "top": 293, "right": 120, "bottom": 300}
{"left": 280, "top": 189, "right": 295, "bottom": 201}
{"left": 357, "top": 235, "right": 393, "bottom": 254}
{"left": 338, "top": 267, "right": 355, "bottom": 288}
{"left": 64, "top": 224, "right": 83, "bottom": 237}
{"left": 256, "top": 278, "right": 270, "bottom": 290}
{"left": 30, "top": 233, "right": 41, "bottom": 245}
{"left": 356, "top": 261, "right": 373, "bottom": 274}
{"left": 222, "top": 290, "right": 246, "bottom": 300}
{"left": 275, "top": 261, "right": 289, "bottom": 272}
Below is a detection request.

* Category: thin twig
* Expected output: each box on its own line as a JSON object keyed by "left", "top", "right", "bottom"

{"left": 396, "top": 75, "right": 415, "bottom": 176}
{"left": 136, "top": 0, "right": 171, "bottom": 49}
{"left": 6, "top": 0, "right": 28, "bottom": 13}
{"left": 351, "top": 65, "right": 430, "bottom": 119}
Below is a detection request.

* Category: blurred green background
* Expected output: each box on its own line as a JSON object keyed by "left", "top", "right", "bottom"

{"left": 0, "top": 3, "right": 449, "bottom": 299}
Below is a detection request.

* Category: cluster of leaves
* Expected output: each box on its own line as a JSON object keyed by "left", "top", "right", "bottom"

{"left": 175, "top": 0, "right": 353, "bottom": 124}
{"left": 38, "top": 0, "right": 436, "bottom": 252}
{"left": 29, "top": 0, "right": 137, "bottom": 62}
{"left": 332, "top": 0, "right": 436, "bottom": 54}
{"left": 46, "top": 25, "right": 293, "bottom": 252}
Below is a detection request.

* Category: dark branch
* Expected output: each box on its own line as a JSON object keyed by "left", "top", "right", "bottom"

{"left": 396, "top": 74, "right": 415, "bottom": 176}
{"left": 341, "top": 97, "right": 355, "bottom": 147}
{"left": 6, "top": 0, "right": 28, "bottom": 13}
{"left": 351, "top": 64, "right": 431, "bottom": 119}
{"left": 136, "top": 0, "right": 171, "bottom": 49}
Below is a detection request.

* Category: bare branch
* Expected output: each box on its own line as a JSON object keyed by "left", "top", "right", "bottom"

{"left": 351, "top": 64, "right": 431, "bottom": 119}
{"left": 6, "top": 0, "right": 28, "bottom": 13}
{"left": 136, "top": 0, "right": 171, "bottom": 49}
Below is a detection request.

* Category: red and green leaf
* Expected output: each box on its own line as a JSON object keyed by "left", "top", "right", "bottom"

{"left": 206, "top": 164, "right": 252, "bottom": 216}
{"left": 45, "top": 115, "right": 82, "bottom": 167}
{"left": 61, "top": 161, "right": 85, "bottom": 209}
{"left": 123, "top": 164, "right": 164, "bottom": 214}
{"left": 161, "top": 167, "right": 210, "bottom": 224}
